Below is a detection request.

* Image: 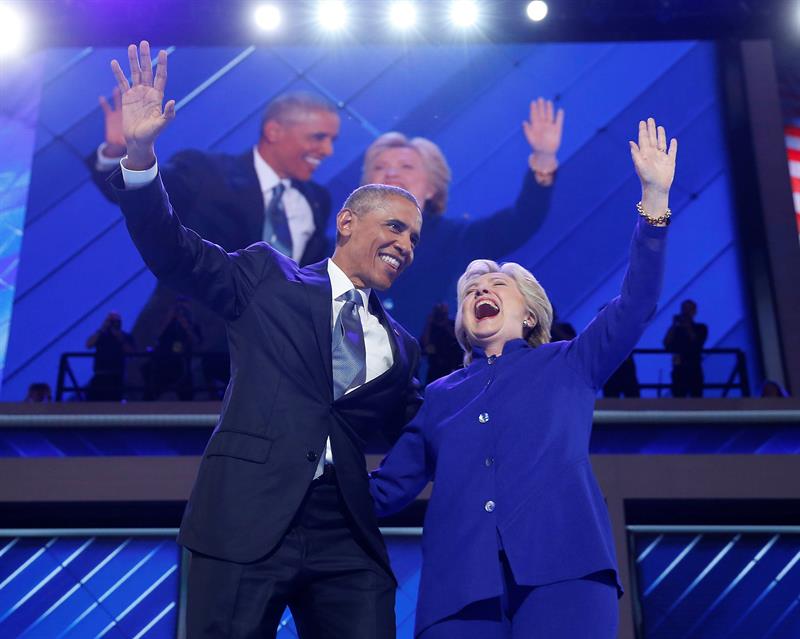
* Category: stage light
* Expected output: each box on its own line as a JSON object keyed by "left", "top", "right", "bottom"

{"left": 449, "top": 0, "right": 479, "bottom": 28}
{"left": 0, "top": 4, "right": 26, "bottom": 56}
{"left": 389, "top": 1, "right": 418, "bottom": 30}
{"left": 526, "top": 1, "right": 548, "bottom": 22}
{"left": 253, "top": 3, "right": 282, "bottom": 32}
{"left": 316, "top": 1, "right": 348, "bottom": 32}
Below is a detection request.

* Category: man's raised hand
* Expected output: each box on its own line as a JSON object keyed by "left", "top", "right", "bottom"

{"left": 110, "top": 40, "right": 175, "bottom": 170}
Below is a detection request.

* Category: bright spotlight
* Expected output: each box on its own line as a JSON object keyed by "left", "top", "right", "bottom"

{"left": 253, "top": 4, "right": 282, "bottom": 32}
{"left": 526, "top": 0, "right": 548, "bottom": 22}
{"left": 449, "top": 0, "right": 479, "bottom": 28}
{"left": 389, "top": 1, "right": 418, "bottom": 30}
{"left": 316, "top": 1, "right": 348, "bottom": 31}
{"left": 0, "top": 4, "right": 26, "bottom": 56}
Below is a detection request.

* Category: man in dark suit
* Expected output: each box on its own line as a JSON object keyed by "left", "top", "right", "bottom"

{"left": 89, "top": 72, "right": 339, "bottom": 384}
{"left": 109, "top": 41, "right": 422, "bottom": 638}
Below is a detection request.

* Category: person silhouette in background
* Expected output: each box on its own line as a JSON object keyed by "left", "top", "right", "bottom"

{"left": 86, "top": 311, "right": 136, "bottom": 401}
{"left": 663, "top": 299, "right": 708, "bottom": 397}
{"left": 142, "top": 297, "right": 202, "bottom": 400}
{"left": 420, "top": 303, "right": 463, "bottom": 385}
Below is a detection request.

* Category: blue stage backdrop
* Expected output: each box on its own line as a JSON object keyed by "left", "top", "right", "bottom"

{"left": 0, "top": 41, "right": 761, "bottom": 398}
{"left": 0, "top": 530, "right": 422, "bottom": 639}
{"left": 630, "top": 527, "right": 800, "bottom": 639}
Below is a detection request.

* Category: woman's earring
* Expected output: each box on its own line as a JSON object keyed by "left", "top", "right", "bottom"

{"left": 522, "top": 320, "right": 531, "bottom": 329}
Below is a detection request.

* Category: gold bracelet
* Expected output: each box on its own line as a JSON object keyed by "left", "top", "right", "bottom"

{"left": 636, "top": 201, "right": 671, "bottom": 226}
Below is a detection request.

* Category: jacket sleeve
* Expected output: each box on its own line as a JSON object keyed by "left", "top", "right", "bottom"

{"left": 369, "top": 398, "right": 433, "bottom": 517}
{"left": 456, "top": 170, "right": 554, "bottom": 258}
{"left": 111, "top": 170, "right": 271, "bottom": 320}
{"left": 564, "top": 217, "right": 668, "bottom": 389}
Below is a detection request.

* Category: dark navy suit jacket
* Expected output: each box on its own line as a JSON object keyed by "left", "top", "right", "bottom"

{"left": 113, "top": 172, "right": 422, "bottom": 572}
{"left": 90, "top": 150, "right": 331, "bottom": 354}
{"left": 370, "top": 218, "right": 667, "bottom": 635}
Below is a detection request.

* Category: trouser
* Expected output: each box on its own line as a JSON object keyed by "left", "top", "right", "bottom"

{"left": 419, "top": 553, "right": 618, "bottom": 639}
{"left": 186, "top": 472, "right": 396, "bottom": 638}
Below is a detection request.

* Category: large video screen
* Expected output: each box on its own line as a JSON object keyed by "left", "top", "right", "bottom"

{"left": 0, "top": 41, "right": 761, "bottom": 399}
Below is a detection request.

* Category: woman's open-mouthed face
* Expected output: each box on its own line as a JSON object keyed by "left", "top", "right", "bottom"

{"left": 365, "top": 147, "right": 434, "bottom": 211}
{"left": 460, "top": 272, "right": 534, "bottom": 353}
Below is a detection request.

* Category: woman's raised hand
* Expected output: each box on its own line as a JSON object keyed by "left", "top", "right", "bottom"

{"left": 629, "top": 118, "right": 677, "bottom": 195}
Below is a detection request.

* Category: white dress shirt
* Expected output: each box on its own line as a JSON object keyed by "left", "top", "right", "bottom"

{"left": 252, "top": 148, "right": 316, "bottom": 263}
{"left": 103, "top": 145, "right": 316, "bottom": 261}
{"left": 321, "top": 259, "right": 394, "bottom": 475}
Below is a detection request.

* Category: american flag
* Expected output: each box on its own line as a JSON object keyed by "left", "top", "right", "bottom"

{"left": 784, "top": 124, "right": 800, "bottom": 239}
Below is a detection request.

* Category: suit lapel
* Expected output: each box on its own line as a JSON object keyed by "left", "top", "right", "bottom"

{"left": 339, "top": 293, "right": 406, "bottom": 403}
{"left": 231, "top": 152, "right": 264, "bottom": 241}
{"left": 368, "top": 292, "right": 403, "bottom": 366}
{"left": 298, "top": 259, "right": 334, "bottom": 396}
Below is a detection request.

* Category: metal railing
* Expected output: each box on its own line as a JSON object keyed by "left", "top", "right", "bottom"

{"left": 55, "top": 351, "right": 228, "bottom": 401}
{"left": 630, "top": 347, "right": 750, "bottom": 397}
{"left": 56, "top": 347, "right": 750, "bottom": 401}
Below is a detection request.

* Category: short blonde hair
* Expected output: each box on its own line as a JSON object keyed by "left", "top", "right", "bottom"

{"left": 361, "top": 132, "right": 452, "bottom": 216}
{"left": 454, "top": 259, "right": 553, "bottom": 366}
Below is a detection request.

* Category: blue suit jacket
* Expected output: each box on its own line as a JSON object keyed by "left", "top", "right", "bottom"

{"left": 113, "top": 172, "right": 422, "bottom": 572}
{"left": 370, "top": 218, "right": 667, "bottom": 635}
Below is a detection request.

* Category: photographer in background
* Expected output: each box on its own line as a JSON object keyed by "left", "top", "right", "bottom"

{"left": 663, "top": 299, "right": 708, "bottom": 397}
{"left": 142, "top": 297, "right": 202, "bottom": 401}
{"left": 86, "top": 311, "right": 136, "bottom": 401}
{"left": 420, "top": 303, "right": 463, "bottom": 385}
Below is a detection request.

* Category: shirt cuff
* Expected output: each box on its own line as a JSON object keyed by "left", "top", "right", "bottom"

{"left": 96, "top": 143, "right": 125, "bottom": 171}
{"left": 121, "top": 158, "right": 159, "bottom": 189}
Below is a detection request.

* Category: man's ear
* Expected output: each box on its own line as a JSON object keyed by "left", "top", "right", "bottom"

{"left": 336, "top": 208, "right": 355, "bottom": 239}
{"left": 262, "top": 119, "right": 282, "bottom": 144}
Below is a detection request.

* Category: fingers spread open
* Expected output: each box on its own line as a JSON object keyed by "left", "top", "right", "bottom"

{"left": 528, "top": 100, "right": 537, "bottom": 125}
{"left": 154, "top": 49, "right": 168, "bottom": 92}
{"left": 99, "top": 95, "right": 111, "bottom": 115}
{"left": 638, "top": 120, "right": 647, "bottom": 149}
{"left": 112, "top": 86, "right": 121, "bottom": 109}
{"left": 127, "top": 44, "right": 142, "bottom": 85}
{"left": 647, "top": 117, "right": 657, "bottom": 147}
{"left": 668, "top": 137, "right": 678, "bottom": 159}
{"left": 140, "top": 40, "right": 153, "bottom": 85}
{"left": 163, "top": 99, "right": 176, "bottom": 121}
{"left": 110, "top": 59, "right": 130, "bottom": 92}
{"left": 657, "top": 125, "right": 667, "bottom": 151}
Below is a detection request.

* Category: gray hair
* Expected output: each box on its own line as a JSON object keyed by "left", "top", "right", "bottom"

{"left": 361, "top": 132, "right": 451, "bottom": 216}
{"left": 261, "top": 91, "right": 338, "bottom": 130}
{"left": 454, "top": 259, "right": 553, "bottom": 366}
{"left": 337, "top": 184, "right": 420, "bottom": 243}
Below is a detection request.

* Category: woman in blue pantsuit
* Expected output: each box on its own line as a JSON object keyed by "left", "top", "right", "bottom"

{"left": 370, "top": 118, "right": 677, "bottom": 638}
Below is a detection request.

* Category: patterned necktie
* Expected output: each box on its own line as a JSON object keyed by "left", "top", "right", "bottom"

{"left": 262, "top": 182, "right": 293, "bottom": 258}
{"left": 332, "top": 289, "right": 367, "bottom": 400}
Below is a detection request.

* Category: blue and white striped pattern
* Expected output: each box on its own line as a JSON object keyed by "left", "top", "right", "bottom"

{"left": 631, "top": 527, "right": 800, "bottom": 639}
{"left": 0, "top": 534, "right": 179, "bottom": 639}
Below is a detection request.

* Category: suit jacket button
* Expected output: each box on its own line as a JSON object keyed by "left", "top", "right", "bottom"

{"left": 306, "top": 450, "right": 318, "bottom": 462}
{"left": 485, "top": 457, "right": 494, "bottom": 467}
{"left": 484, "top": 500, "right": 496, "bottom": 513}
{"left": 478, "top": 412, "right": 490, "bottom": 424}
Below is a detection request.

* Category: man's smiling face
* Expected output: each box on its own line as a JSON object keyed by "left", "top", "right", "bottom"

{"left": 262, "top": 108, "right": 340, "bottom": 181}
{"left": 334, "top": 194, "right": 422, "bottom": 291}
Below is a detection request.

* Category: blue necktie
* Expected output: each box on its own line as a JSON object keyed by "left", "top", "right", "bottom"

{"left": 262, "top": 182, "right": 293, "bottom": 258}
{"left": 332, "top": 289, "right": 366, "bottom": 400}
